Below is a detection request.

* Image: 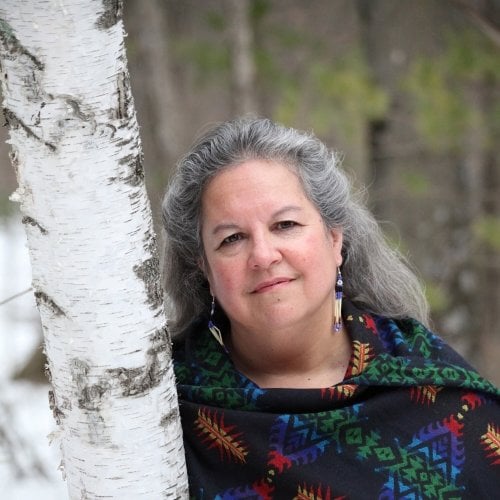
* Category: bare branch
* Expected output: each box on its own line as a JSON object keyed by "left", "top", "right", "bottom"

{"left": 451, "top": 0, "right": 500, "bottom": 48}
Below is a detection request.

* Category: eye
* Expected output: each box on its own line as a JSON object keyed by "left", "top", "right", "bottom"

{"left": 220, "top": 233, "right": 244, "bottom": 246}
{"left": 275, "top": 220, "right": 298, "bottom": 230}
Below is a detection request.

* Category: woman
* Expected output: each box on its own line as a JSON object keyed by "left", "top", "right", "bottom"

{"left": 162, "top": 117, "right": 499, "bottom": 498}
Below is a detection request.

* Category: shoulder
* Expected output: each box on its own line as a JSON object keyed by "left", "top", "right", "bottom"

{"left": 375, "top": 314, "right": 471, "bottom": 367}
{"left": 345, "top": 301, "right": 500, "bottom": 399}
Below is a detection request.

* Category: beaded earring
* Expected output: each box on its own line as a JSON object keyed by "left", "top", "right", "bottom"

{"left": 208, "top": 295, "right": 225, "bottom": 348}
{"left": 333, "top": 269, "right": 343, "bottom": 332}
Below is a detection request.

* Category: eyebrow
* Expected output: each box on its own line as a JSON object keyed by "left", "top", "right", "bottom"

{"left": 211, "top": 205, "right": 303, "bottom": 236}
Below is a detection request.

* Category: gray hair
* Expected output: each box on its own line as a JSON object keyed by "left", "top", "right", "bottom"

{"left": 162, "top": 117, "right": 429, "bottom": 335}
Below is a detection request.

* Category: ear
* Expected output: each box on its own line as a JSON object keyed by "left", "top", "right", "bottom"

{"left": 329, "top": 228, "right": 343, "bottom": 268}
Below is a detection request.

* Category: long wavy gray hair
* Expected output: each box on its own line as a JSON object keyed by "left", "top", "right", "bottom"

{"left": 162, "top": 117, "right": 429, "bottom": 335}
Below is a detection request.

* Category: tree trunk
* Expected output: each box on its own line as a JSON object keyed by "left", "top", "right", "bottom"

{"left": 355, "top": 0, "right": 390, "bottom": 209}
{"left": 459, "top": 81, "right": 500, "bottom": 381}
{"left": 227, "top": 0, "right": 257, "bottom": 115}
{"left": 0, "top": 1, "right": 188, "bottom": 498}
{"left": 478, "top": 148, "right": 500, "bottom": 384}
{"left": 126, "top": 0, "right": 183, "bottom": 175}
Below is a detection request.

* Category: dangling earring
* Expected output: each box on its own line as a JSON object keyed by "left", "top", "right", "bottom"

{"left": 208, "top": 295, "right": 225, "bottom": 349}
{"left": 333, "top": 269, "right": 343, "bottom": 332}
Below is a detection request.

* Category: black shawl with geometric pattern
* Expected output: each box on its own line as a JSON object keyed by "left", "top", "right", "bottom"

{"left": 173, "top": 300, "right": 500, "bottom": 499}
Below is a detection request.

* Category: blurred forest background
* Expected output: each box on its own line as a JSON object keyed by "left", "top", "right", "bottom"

{"left": 0, "top": 0, "right": 499, "bottom": 493}
{"left": 127, "top": 0, "right": 500, "bottom": 384}
{"left": 1, "top": 0, "right": 500, "bottom": 423}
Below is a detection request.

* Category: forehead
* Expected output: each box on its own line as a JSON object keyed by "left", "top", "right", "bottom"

{"left": 200, "top": 159, "right": 318, "bottom": 229}
{"left": 204, "top": 159, "right": 303, "bottom": 195}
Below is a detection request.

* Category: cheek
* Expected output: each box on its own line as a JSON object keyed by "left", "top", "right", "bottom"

{"left": 303, "top": 233, "right": 333, "bottom": 262}
{"left": 305, "top": 234, "right": 340, "bottom": 276}
{"left": 208, "top": 260, "right": 241, "bottom": 296}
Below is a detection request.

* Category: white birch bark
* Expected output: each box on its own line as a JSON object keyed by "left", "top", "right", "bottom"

{"left": 0, "top": 1, "right": 188, "bottom": 498}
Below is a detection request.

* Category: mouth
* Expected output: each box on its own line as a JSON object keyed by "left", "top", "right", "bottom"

{"left": 252, "top": 277, "right": 294, "bottom": 294}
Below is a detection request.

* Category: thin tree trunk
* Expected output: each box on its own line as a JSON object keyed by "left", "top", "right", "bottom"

{"left": 227, "top": 0, "right": 257, "bottom": 115}
{"left": 478, "top": 148, "right": 500, "bottom": 385}
{"left": 0, "top": 1, "right": 188, "bottom": 498}
{"left": 444, "top": 82, "right": 488, "bottom": 360}
{"left": 127, "top": 0, "right": 182, "bottom": 171}
{"left": 355, "top": 0, "right": 390, "bottom": 205}
{"left": 460, "top": 81, "right": 500, "bottom": 382}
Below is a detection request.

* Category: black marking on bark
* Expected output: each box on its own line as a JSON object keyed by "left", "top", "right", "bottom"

{"left": 3, "top": 108, "right": 56, "bottom": 151}
{"left": 71, "top": 358, "right": 110, "bottom": 411}
{"left": 71, "top": 358, "right": 89, "bottom": 383}
{"left": 159, "top": 407, "right": 179, "bottom": 428}
{"left": 126, "top": 156, "right": 144, "bottom": 185}
{"left": 69, "top": 326, "right": 172, "bottom": 405}
{"left": 118, "top": 153, "right": 134, "bottom": 165}
{"left": 148, "top": 325, "right": 172, "bottom": 358}
{"left": 120, "top": 152, "right": 144, "bottom": 186}
{"left": 96, "top": 122, "right": 116, "bottom": 139}
{"left": 134, "top": 256, "right": 163, "bottom": 309}
{"left": 22, "top": 215, "right": 48, "bottom": 234}
{"left": 133, "top": 231, "right": 164, "bottom": 312}
{"left": 115, "top": 71, "right": 131, "bottom": 120}
{"left": 114, "top": 135, "right": 132, "bottom": 147}
{"left": 8, "top": 148, "right": 18, "bottom": 167}
{"left": 33, "top": 107, "right": 42, "bottom": 127}
{"left": 144, "top": 230, "right": 158, "bottom": 255}
{"left": 0, "top": 19, "right": 44, "bottom": 70}
{"left": 106, "top": 366, "right": 148, "bottom": 397}
{"left": 65, "top": 97, "right": 92, "bottom": 122}
{"left": 129, "top": 190, "right": 141, "bottom": 203}
{"left": 95, "top": 0, "right": 123, "bottom": 30}
{"left": 34, "top": 291, "right": 65, "bottom": 316}
{"left": 48, "top": 389, "right": 66, "bottom": 425}
{"left": 107, "top": 325, "right": 172, "bottom": 397}
{"left": 79, "top": 383, "right": 108, "bottom": 411}
{"left": 44, "top": 362, "right": 52, "bottom": 383}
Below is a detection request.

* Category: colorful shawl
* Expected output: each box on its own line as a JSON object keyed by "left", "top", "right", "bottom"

{"left": 173, "top": 300, "right": 500, "bottom": 499}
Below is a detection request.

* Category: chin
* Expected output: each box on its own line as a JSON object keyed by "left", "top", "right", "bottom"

{"left": 256, "top": 311, "right": 302, "bottom": 330}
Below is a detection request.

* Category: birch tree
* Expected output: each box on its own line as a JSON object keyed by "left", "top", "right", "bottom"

{"left": 0, "top": 1, "right": 188, "bottom": 497}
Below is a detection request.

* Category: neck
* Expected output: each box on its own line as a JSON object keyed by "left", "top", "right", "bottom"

{"left": 226, "top": 320, "right": 352, "bottom": 389}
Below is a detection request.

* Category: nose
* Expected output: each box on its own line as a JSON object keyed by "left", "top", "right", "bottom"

{"left": 248, "top": 233, "right": 282, "bottom": 269}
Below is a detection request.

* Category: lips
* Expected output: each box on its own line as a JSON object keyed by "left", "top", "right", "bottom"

{"left": 252, "top": 277, "right": 293, "bottom": 293}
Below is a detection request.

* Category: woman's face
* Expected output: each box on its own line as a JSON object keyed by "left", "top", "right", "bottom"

{"left": 200, "top": 159, "right": 343, "bottom": 336}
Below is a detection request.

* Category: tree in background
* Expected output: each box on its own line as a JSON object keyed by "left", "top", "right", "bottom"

{"left": 120, "top": 0, "right": 500, "bottom": 384}
{"left": 0, "top": 0, "right": 187, "bottom": 497}
{"left": 405, "top": 25, "right": 500, "bottom": 379}
{"left": 1, "top": 4, "right": 499, "bottom": 490}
